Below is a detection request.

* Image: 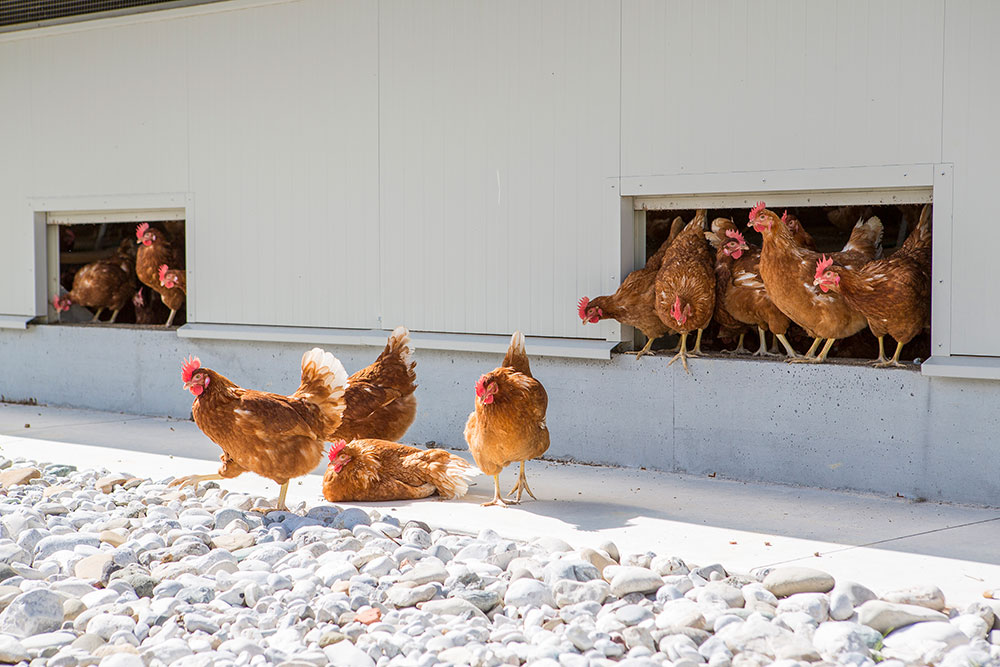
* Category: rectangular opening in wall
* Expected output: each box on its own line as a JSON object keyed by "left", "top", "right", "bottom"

{"left": 47, "top": 209, "right": 186, "bottom": 327}
{"left": 633, "top": 188, "right": 932, "bottom": 365}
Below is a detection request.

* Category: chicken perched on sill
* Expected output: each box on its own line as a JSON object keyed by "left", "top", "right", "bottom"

{"left": 322, "top": 439, "right": 474, "bottom": 502}
{"left": 578, "top": 223, "right": 680, "bottom": 359}
{"left": 175, "top": 349, "right": 347, "bottom": 512}
{"left": 333, "top": 327, "right": 418, "bottom": 442}
{"left": 814, "top": 204, "right": 932, "bottom": 367}
{"left": 135, "top": 223, "right": 185, "bottom": 327}
{"left": 464, "top": 332, "right": 549, "bottom": 507}
{"left": 707, "top": 218, "right": 798, "bottom": 357}
{"left": 751, "top": 202, "right": 882, "bottom": 363}
{"left": 653, "top": 210, "right": 716, "bottom": 373}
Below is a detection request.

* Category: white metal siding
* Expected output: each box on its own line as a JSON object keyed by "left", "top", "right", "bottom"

{"left": 0, "top": 39, "right": 33, "bottom": 316}
{"left": 378, "top": 0, "right": 621, "bottom": 339}
{"left": 621, "top": 0, "right": 944, "bottom": 177}
{"left": 184, "top": 0, "right": 380, "bottom": 329}
{"left": 943, "top": 0, "right": 1000, "bottom": 357}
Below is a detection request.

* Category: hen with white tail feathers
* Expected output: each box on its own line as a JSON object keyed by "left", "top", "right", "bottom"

{"left": 172, "top": 347, "right": 350, "bottom": 511}
{"left": 333, "top": 326, "right": 419, "bottom": 442}
{"left": 465, "top": 331, "right": 550, "bottom": 507}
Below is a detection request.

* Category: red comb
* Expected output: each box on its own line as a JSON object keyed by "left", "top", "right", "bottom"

{"left": 475, "top": 376, "right": 487, "bottom": 397}
{"left": 780, "top": 210, "right": 789, "bottom": 223}
{"left": 670, "top": 295, "right": 682, "bottom": 321}
{"left": 749, "top": 201, "right": 766, "bottom": 221}
{"left": 328, "top": 440, "right": 347, "bottom": 462}
{"left": 725, "top": 229, "right": 746, "bottom": 245}
{"left": 158, "top": 264, "right": 169, "bottom": 284}
{"left": 136, "top": 222, "right": 149, "bottom": 240}
{"left": 577, "top": 296, "right": 590, "bottom": 320}
{"left": 181, "top": 355, "right": 201, "bottom": 383}
{"left": 815, "top": 255, "right": 834, "bottom": 280}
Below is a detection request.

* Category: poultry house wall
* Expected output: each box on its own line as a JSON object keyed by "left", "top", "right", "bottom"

{"left": 2, "top": 0, "right": 998, "bottom": 358}
{"left": 0, "top": 326, "right": 996, "bottom": 508}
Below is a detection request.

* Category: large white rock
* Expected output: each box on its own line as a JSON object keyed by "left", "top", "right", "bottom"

{"left": 762, "top": 567, "right": 835, "bottom": 598}
{"left": 856, "top": 600, "right": 948, "bottom": 634}
{"left": 504, "top": 578, "right": 555, "bottom": 609}
{"left": 0, "top": 589, "right": 64, "bottom": 638}
{"left": 323, "top": 639, "right": 376, "bottom": 666}
{"left": 608, "top": 567, "right": 663, "bottom": 597}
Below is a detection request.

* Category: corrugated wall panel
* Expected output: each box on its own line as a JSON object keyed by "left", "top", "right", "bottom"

{"left": 186, "top": 0, "right": 379, "bottom": 329}
{"left": 943, "top": 0, "right": 1000, "bottom": 357}
{"left": 0, "top": 40, "right": 34, "bottom": 316}
{"left": 378, "top": 0, "right": 620, "bottom": 339}
{"left": 621, "top": 0, "right": 944, "bottom": 178}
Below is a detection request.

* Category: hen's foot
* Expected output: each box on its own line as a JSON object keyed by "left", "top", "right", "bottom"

{"left": 507, "top": 463, "right": 538, "bottom": 503}
{"left": 787, "top": 356, "right": 825, "bottom": 364}
{"left": 667, "top": 349, "right": 692, "bottom": 374}
{"left": 250, "top": 505, "right": 292, "bottom": 515}
{"left": 753, "top": 347, "right": 780, "bottom": 357}
{"left": 482, "top": 495, "right": 514, "bottom": 508}
{"left": 168, "top": 474, "right": 223, "bottom": 491}
{"left": 873, "top": 359, "right": 905, "bottom": 368}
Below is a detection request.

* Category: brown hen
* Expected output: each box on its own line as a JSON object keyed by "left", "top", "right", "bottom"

{"left": 814, "top": 204, "right": 932, "bottom": 367}
{"left": 464, "top": 332, "right": 549, "bottom": 507}
{"left": 654, "top": 210, "right": 716, "bottom": 373}
{"left": 578, "top": 222, "right": 680, "bottom": 358}
{"left": 751, "top": 202, "right": 882, "bottom": 363}
{"left": 135, "top": 223, "right": 185, "bottom": 326}
{"left": 322, "top": 439, "right": 474, "bottom": 502}
{"left": 53, "top": 250, "right": 136, "bottom": 323}
{"left": 333, "top": 327, "right": 418, "bottom": 442}
{"left": 175, "top": 348, "right": 348, "bottom": 511}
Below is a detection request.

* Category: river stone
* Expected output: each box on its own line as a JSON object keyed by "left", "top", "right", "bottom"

{"left": 0, "top": 589, "right": 64, "bottom": 638}
{"left": 95, "top": 474, "right": 130, "bottom": 494}
{"left": 451, "top": 589, "right": 501, "bottom": 612}
{"left": 0, "top": 635, "right": 28, "bottom": 663}
{"left": 0, "top": 546, "right": 28, "bottom": 567}
{"left": 98, "top": 531, "right": 126, "bottom": 548}
{"left": 832, "top": 580, "right": 877, "bottom": 607}
{"left": 763, "top": 567, "right": 835, "bottom": 597}
{"left": 882, "top": 620, "right": 968, "bottom": 654}
{"left": 812, "top": 621, "right": 879, "bottom": 658}
{"left": 578, "top": 548, "right": 615, "bottom": 576}
{"left": 323, "top": 638, "right": 376, "bottom": 667}
{"left": 542, "top": 559, "right": 600, "bottom": 585}
{"left": 0, "top": 468, "right": 40, "bottom": 488}
{"left": 881, "top": 585, "right": 947, "bottom": 611}
{"left": 86, "top": 614, "right": 136, "bottom": 640}
{"left": 697, "top": 582, "right": 744, "bottom": 608}
{"left": 856, "top": 600, "right": 948, "bottom": 634}
{"left": 211, "top": 532, "right": 255, "bottom": 551}
{"left": 34, "top": 534, "right": 101, "bottom": 560}
{"left": 387, "top": 583, "right": 436, "bottom": 608}
{"left": 828, "top": 589, "right": 854, "bottom": 621}
{"left": 398, "top": 558, "right": 447, "bottom": 585}
{"left": 951, "top": 613, "right": 989, "bottom": 641}
{"left": 609, "top": 567, "right": 663, "bottom": 597}
{"left": 74, "top": 553, "right": 113, "bottom": 581}
{"left": 776, "top": 592, "right": 830, "bottom": 623}
{"left": 421, "top": 598, "right": 487, "bottom": 619}
{"left": 553, "top": 579, "right": 611, "bottom": 607}
{"left": 504, "top": 578, "right": 555, "bottom": 608}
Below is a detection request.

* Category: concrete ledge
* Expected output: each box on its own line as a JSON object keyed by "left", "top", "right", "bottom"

{"left": 0, "top": 316, "right": 31, "bottom": 329}
{"left": 178, "top": 323, "right": 619, "bottom": 360}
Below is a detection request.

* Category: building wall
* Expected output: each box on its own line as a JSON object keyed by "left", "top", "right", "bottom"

{"left": 1, "top": 326, "right": 996, "bottom": 507}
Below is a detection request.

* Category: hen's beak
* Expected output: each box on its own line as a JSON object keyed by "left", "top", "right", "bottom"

{"left": 183, "top": 380, "right": 198, "bottom": 391}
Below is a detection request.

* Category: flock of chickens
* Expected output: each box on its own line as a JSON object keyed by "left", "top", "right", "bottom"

{"left": 174, "top": 328, "right": 549, "bottom": 509}
{"left": 53, "top": 223, "right": 186, "bottom": 327}
{"left": 579, "top": 202, "right": 932, "bottom": 371}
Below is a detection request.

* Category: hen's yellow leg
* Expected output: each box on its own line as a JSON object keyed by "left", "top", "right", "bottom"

{"left": 483, "top": 475, "right": 510, "bottom": 507}
{"left": 252, "top": 482, "right": 292, "bottom": 514}
{"left": 168, "top": 473, "right": 225, "bottom": 491}
{"left": 507, "top": 462, "right": 537, "bottom": 503}
{"left": 874, "top": 340, "right": 906, "bottom": 368}
{"left": 753, "top": 327, "right": 779, "bottom": 357}
{"left": 869, "top": 336, "right": 888, "bottom": 365}
{"left": 633, "top": 337, "right": 654, "bottom": 360}
{"left": 790, "top": 338, "right": 835, "bottom": 364}
{"left": 722, "top": 332, "right": 748, "bottom": 355}
{"left": 691, "top": 329, "right": 704, "bottom": 356}
{"left": 667, "top": 332, "right": 692, "bottom": 374}
{"left": 775, "top": 333, "right": 799, "bottom": 358}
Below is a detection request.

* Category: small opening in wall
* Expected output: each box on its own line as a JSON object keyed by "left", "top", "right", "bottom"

{"left": 637, "top": 202, "right": 931, "bottom": 364}
{"left": 51, "top": 218, "right": 186, "bottom": 327}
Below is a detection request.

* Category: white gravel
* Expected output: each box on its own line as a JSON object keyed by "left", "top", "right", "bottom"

{"left": 0, "top": 456, "right": 998, "bottom": 667}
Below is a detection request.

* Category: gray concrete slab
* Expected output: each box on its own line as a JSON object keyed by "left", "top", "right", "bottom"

{"left": 1, "top": 402, "right": 998, "bottom": 608}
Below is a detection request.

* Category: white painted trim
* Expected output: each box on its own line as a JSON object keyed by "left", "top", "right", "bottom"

{"left": 28, "top": 193, "right": 189, "bottom": 213}
{"left": 930, "top": 165, "right": 954, "bottom": 358}
{"left": 0, "top": 316, "right": 31, "bottom": 330}
{"left": 47, "top": 209, "right": 185, "bottom": 225}
{"left": 921, "top": 355, "right": 1000, "bottom": 381}
{"left": 621, "top": 164, "right": 936, "bottom": 198}
{"left": 177, "top": 324, "right": 619, "bottom": 360}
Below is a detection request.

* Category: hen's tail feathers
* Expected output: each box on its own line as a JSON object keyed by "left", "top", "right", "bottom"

{"left": 502, "top": 331, "right": 532, "bottom": 376}
{"left": 421, "top": 451, "right": 479, "bottom": 500}
{"left": 380, "top": 326, "right": 417, "bottom": 380}
{"left": 666, "top": 215, "right": 686, "bottom": 246}
{"left": 842, "top": 215, "right": 884, "bottom": 260}
{"left": 293, "top": 347, "right": 349, "bottom": 431}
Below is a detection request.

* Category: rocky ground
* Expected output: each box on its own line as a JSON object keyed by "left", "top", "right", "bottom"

{"left": 0, "top": 457, "right": 998, "bottom": 667}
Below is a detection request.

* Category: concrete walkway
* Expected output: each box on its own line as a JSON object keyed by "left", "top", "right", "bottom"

{"left": 2, "top": 401, "right": 999, "bottom": 608}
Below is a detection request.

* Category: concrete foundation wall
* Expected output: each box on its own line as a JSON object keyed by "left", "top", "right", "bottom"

{"left": 1, "top": 325, "right": 996, "bottom": 507}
